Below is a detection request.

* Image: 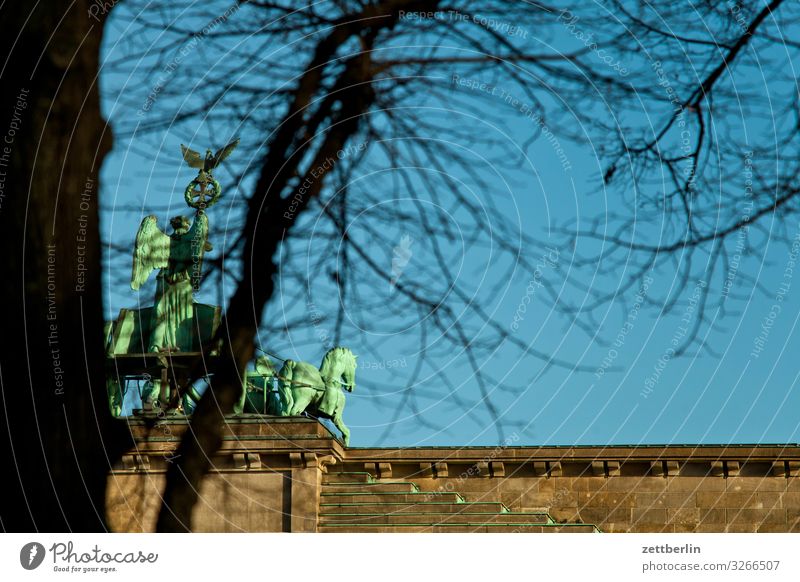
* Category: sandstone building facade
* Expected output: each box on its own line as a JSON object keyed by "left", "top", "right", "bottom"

{"left": 107, "top": 417, "right": 800, "bottom": 533}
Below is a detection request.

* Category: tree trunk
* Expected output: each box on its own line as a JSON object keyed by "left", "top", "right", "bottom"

{"left": 0, "top": 1, "right": 127, "bottom": 531}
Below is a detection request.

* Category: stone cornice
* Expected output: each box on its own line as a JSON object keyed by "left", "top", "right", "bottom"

{"left": 114, "top": 417, "right": 800, "bottom": 479}
{"left": 346, "top": 444, "right": 800, "bottom": 462}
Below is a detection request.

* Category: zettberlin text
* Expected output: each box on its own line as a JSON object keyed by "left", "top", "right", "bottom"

{"left": 642, "top": 544, "right": 700, "bottom": 554}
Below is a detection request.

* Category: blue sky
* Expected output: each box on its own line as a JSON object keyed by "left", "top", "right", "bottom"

{"left": 98, "top": 2, "right": 800, "bottom": 447}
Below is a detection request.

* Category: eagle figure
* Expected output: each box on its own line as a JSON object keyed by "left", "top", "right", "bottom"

{"left": 180, "top": 138, "right": 240, "bottom": 180}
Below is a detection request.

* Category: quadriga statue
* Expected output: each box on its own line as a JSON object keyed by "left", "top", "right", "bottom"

{"left": 277, "top": 347, "right": 357, "bottom": 446}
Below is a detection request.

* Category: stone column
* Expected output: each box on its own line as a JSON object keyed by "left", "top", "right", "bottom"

{"left": 289, "top": 452, "right": 336, "bottom": 532}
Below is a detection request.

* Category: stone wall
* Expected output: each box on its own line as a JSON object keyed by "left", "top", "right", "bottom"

{"left": 107, "top": 418, "right": 800, "bottom": 533}
{"left": 346, "top": 446, "right": 800, "bottom": 532}
{"left": 108, "top": 471, "right": 292, "bottom": 532}
{"left": 106, "top": 417, "right": 341, "bottom": 532}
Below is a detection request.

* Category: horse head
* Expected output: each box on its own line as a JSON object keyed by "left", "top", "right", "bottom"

{"left": 321, "top": 347, "right": 357, "bottom": 392}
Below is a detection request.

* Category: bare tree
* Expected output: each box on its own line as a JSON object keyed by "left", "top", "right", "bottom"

{"left": 14, "top": 0, "right": 792, "bottom": 530}
{"left": 0, "top": 0, "right": 798, "bottom": 531}
{"left": 542, "top": 0, "right": 797, "bottom": 357}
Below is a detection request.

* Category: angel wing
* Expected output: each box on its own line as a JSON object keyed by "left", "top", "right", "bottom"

{"left": 181, "top": 144, "right": 205, "bottom": 169}
{"left": 210, "top": 138, "right": 240, "bottom": 170}
{"left": 131, "top": 216, "right": 171, "bottom": 290}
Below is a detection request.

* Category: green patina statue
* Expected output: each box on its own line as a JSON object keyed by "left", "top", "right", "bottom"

{"left": 277, "top": 347, "right": 357, "bottom": 446}
{"left": 237, "top": 355, "right": 280, "bottom": 414}
{"left": 130, "top": 138, "right": 239, "bottom": 352}
{"left": 105, "top": 139, "right": 238, "bottom": 415}
{"left": 131, "top": 212, "right": 210, "bottom": 352}
{"left": 107, "top": 139, "right": 358, "bottom": 444}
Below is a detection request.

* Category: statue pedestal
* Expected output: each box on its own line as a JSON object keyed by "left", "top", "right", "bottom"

{"left": 106, "top": 416, "right": 343, "bottom": 532}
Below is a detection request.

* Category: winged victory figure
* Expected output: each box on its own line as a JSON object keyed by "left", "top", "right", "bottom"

{"left": 131, "top": 213, "right": 211, "bottom": 352}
